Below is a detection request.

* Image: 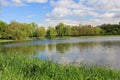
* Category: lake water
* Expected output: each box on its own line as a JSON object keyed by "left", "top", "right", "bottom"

{"left": 0, "top": 36, "right": 120, "bottom": 69}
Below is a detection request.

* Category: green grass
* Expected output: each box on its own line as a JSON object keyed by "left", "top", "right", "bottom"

{"left": 0, "top": 53, "right": 120, "bottom": 80}
{"left": 0, "top": 40, "right": 14, "bottom": 43}
{"left": 1, "top": 35, "right": 120, "bottom": 42}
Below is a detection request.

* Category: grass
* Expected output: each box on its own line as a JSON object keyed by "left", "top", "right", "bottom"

{"left": 0, "top": 39, "right": 14, "bottom": 43}
{"left": 0, "top": 53, "right": 120, "bottom": 80}
{"left": 0, "top": 35, "right": 120, "bottom": 43}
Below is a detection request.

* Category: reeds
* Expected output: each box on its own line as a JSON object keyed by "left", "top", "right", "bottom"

{"left": 0, "top": 53, "right": 120, "bottom": 80}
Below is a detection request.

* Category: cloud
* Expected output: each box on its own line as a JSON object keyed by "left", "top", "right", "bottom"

{"left": 1, "top": 0, "right": 120, "bottom": 26}
{"left": 1, "top": 0, "right": 48, "bottom": 6}
{"left": 27, "top": 14, "right": 37, "bottom": 18}
{"left": 45, "top": 18, "right": 81, "bottom": 26}
{"left": 47, "top": 0, "right": 91, "bottom": 20}
{"left": 1, "top": 0, "right": 26, "bottom": 6}
{"left": 26, "top": 0, "right": 48, "bottom": 3}
{"left": 45, "top": 0, "right": 120, "bottom": 26}
{"left": 84, "top": 0, "right": 120, "bottom": 11}
{"left": 113, "top": 12, "right": 120, "bottom": 18}
{"left": 46, "top": 7, "right": 72, "bottom": 19}
{"left": 12, "top": 0, "right": 22, "bottom": 3}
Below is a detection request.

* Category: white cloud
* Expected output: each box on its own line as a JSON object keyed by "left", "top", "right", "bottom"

{"left": 45, "top": 0, "right": 120, "bottom": 26}
{"left": 101, "top": 13, "right": 115, "bottom": 18}
{"left": 26, "top": 0, "right": 48, "bottom": 3}
{"left": 12, "top": 0, "right": 22, "bottom": 3}
{"left": 88, "top": 18, "right": 120, "bottom": 26}
{"left": 1, "top": 0, "right": 120, "bottom": 26}
{"left": 114, "top": 12, "right": 120, "bottom": 18}
{"left": 47, "top": 7, "right": 72, "bottom": 19}
{"left": 1, "top": 0, "right": 10, "bottom": 6}
{"left": 45, "top": 18, "right": 80, "bottom": 26}
{"left": 72, "top": 9, "right": 85, "bottom": 16}
{"left": 1, "top": 0, "right": 25, "bottom": 6}
{"left": 47, "top": 0, "right": 91, "bottom": 20}
{"left": 85, "top": 0, "right": 120, "bottom": 11}
{"left": 27, "top": 14, "right": 37, "bottom": 18}
{"left": 1, "top": 0, "right": 48, "bottom": 6}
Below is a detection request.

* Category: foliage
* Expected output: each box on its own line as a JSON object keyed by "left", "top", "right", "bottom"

{"left": 55, "top": 23, "right": 65, "bottom": 37}
{"left": 64, "top": 25, "right": 71, "bottom": 36}
{"left": 36, "top": 26, "right": 46, "bottom": 39}
{"left": 7, "top": 21, "right": 30, "bottom": 40}
{"left": 0, "top": 20, "right": 120, "bottom": 40}
{"left": 0, "top": 21, "right": 8, "bottom": 38}
{"left": 46, "top": 27, "right": 57, "bottom": 39}
{"left": 99, "top": 24, "right": 120, "bottom": 35}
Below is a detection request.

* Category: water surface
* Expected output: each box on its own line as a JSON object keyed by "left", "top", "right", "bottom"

{"left": 0, "top": 36, "right": 120, "bottom": 69}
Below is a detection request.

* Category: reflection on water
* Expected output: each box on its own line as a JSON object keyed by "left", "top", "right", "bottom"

{"left": 0, "top": 36, "right": 120, "bottom": 69}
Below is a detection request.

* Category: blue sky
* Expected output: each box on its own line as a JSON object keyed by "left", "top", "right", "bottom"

{"left": 1, "top": 0, "right": 120, "bottom": 26}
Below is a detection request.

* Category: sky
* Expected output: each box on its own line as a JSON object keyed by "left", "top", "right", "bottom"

{"left": 0, "top": 0, "right": 120, "bottom": 26}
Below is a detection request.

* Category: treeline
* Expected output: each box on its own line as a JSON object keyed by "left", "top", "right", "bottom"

{"left": 0, "top": 20, "right": 120, "bottom": 40}
{"left": 99, "top": 24, "right": 120, "bottom": 35}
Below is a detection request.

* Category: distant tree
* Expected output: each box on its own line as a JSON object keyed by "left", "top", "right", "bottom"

{"left": 46, "top": 27, "right": 57, "bottom": 39}
{"left": 0, "top": 21, "right": 8, "bottom": 38}
{"left": 64, "top": 25, "right": 71, "bottom": 36}
{"left": 0, "top": 32, "right": 1, "bottom": 38}
{"left": 100, "top": 24, "right": 120, "bottom": 35}
{"left": 79, "top": 26, "right": 88, "bottom": 36}
{"left": 36, "top": 26, "right": 46, "bottom": 39}
{"left": 70, "top": 26, "right": 79, "bottom": 36}
{"left": 30, "top": 22, "right": 38, "bottom": 37}
{"left": 21, "top": 23, "right": 35, "bottom": 37}
{"left": 1, "top": 20, "right": 120, "bottom": 40}
{"left": 94, "top": 27, "right": 104, "bottom": 35}
{"left": 8, "top": 21, "right": 29, "bottom": 40}
{"left": 55, "top": 23, "right": 65, "bottom": 37}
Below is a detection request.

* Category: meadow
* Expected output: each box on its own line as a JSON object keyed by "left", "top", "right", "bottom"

{"left": 0, "top": 52, "right": 120, "bottom": 80}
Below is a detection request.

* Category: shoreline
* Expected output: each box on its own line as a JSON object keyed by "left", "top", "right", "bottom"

{"left": 0, "top": 35, "right": 120, "bottom": 43}
{"left": 0, "top": 53, "right": 120, "bottom": 79}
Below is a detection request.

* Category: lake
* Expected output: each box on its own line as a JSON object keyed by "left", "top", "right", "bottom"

{"left": 0, "top": 36, "right": 120, "bottom": 69}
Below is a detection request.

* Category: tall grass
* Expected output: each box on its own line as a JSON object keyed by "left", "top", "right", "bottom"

{"left": 0, "top": 53, "right": 120, "bottom": 80}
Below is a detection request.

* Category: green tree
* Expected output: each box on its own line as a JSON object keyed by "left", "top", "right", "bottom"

{"left": 30, "top": 22, "right": 38, "bottom": 37}
{"left": 94, "top": 27, "right": 103, "bottom": 35}
{"left": 55, "top": 23, "right": 65, "bottom": 37}
{"left": 8, "top": 21, "right": 29, "bottom": 40}
{"left": 100, "top": 24, "right": 120, "bottom": 35}
{"left": 70, "top": 26, "right": 79, "bottom": 36}
{"left": 64, "top": 25, "right": 71, "bottom": 36}
{"left": 36, "top": 26, "right": 46, "bottom": 39}
{"left": 0, "top": 21, "right": 8, "bottom": 38}
{"left": 46, "top": 27, "right": 57, "bottom": 39}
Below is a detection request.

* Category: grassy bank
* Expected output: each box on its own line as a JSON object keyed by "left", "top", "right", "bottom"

{"left": 0, "top": 35, "right": 120, "bottom": 43}
{"left": 0, "top": 53, "right": 120, "bottom": 80}
{"left": 0, "top": 40, "right": 14, "bottom": 43}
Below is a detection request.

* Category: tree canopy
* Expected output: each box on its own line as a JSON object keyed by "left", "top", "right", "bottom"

{"left": 0, "top": 20, "right": 120, "bottom": 40}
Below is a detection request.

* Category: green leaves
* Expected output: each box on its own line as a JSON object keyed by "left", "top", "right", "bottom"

{"left": 36, "top": 27, "right": 46, "bottom": 39}
{"left": 0, "top": 20, "right": 120, "bottom": 40}
{"left": 46, "top": 27, "right": 57, "bottom": 39}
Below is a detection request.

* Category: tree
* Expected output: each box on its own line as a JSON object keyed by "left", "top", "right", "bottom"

{"left": 70, "top": 26, "right": 79, "bottom": 36}
{"left": 46, "top": 27, "right": 57, "bottom": 39}
{"left": 0, "top": 32, "right": 2, "bottom": 38}
{"left": 36, "top": 26, "right": 46, "bottom": 39}
{"left": 21, "top": 23, "right": 35, "bottom": 37}
{"left": 7, "top": 21, "right": 29, "bottom": 40}
{"left": 30, "top": 22, "right": 38, "bottom": 37}
{"left": 64, "top": 25, "right": 71, "bottom": 36}
{"left": 94, "top": 27, "right": 103, "bottom": 35}
{"left": 55, "top": 23, "right": 65, "bottom": 37}
{"left": 0, "top": 21, "right": 8, "bottom": 38}
{"left": 100, "top": 24, "right": 120, "bottom": 35}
